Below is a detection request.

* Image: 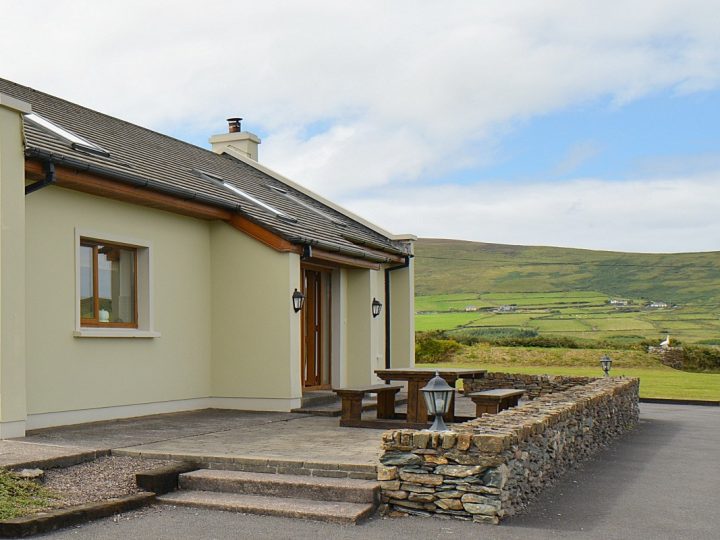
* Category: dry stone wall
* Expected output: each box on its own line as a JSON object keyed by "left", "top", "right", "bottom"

{"left": 463, "top": 372, "right": 595, "bottom": 399}
{"left": 648, "top": 346, "right": 684, "bottom": 370}
{"left": 378, "top": 377, "right": 639, "bottom": 524}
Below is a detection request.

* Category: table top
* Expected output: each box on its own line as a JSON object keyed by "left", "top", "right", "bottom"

{"left": 374, "top": 368, "right": 486, "bottom": 381}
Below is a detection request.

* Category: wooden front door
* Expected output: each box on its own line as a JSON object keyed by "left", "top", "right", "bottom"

{"left": 301, "top": 268, "right": 331, "bottom": 389}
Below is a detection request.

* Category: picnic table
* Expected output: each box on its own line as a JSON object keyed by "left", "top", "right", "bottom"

{"left": 467, "top": 388, "right": 525, "bottom": 416}
{"left": 374, "top": 368, "right": 487, "bottom": 425}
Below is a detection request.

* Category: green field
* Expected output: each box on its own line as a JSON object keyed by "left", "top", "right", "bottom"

{"left": 416, "top": 290, "right": 720, "bottom": 344}
{"left": 419, "top": 345, "right": 719, "bottom": 399}
{"left": 427, "top": 361, "right": 720, "bottom": 401}
{"left": 413, "top": 239, "right": 720, "bottom": 400}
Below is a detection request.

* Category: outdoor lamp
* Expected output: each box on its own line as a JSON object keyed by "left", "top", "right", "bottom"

{"left": 600, "top": 355, "right": 613, "bottom": 377}
{"left": 421, "top": 371, "right": 454, "bottom": 431}
{"left": 372, "top": 297, "right": 382, "bottom": 318}
{"left": 292, "top": 289, "right": 305, "bottom": 313}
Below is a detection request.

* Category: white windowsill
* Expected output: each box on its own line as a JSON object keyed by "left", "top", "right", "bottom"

{"left": 73, "top": 328, "right": 161, "bottom": 338}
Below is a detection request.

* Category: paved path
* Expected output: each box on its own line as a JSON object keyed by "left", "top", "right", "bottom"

{"left": 35, "top": 403, "right": 720, "bottom": 540}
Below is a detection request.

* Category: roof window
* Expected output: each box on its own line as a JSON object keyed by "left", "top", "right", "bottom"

{"left": 268, "top": 185, "right": 346, "bottom": 227}
{"left": 24, "top": 112, "right": 110, "bottom": 157}
{"left": 193, "top": 170, "right": 297, "bottom": 223}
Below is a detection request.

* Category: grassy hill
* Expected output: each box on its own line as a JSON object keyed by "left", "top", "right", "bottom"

{"left": 415, "top": 238, "right": 720, "bottom": 306}
{"left": 414, "top": 239, "right": 720, "bottom": 345}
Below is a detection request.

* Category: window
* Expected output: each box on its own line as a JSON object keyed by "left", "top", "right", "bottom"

{"left": 268, "top": 185, "right": 346, "bottom": 227}
{"left": 80, "top": 239, "right": 138, "bottom": 327}
{"left": 24, "top": 112, "right": 110, "bottom": 157}
{"left": 74, "top": 230, "right": 157, "bottom": 338}
{"left": 192, "top": 169, "right": 297, "bottom": 222}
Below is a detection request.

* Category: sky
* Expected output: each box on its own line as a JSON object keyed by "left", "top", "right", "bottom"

{"left": 2, "top": 0, "right": 719, "bottom": 253}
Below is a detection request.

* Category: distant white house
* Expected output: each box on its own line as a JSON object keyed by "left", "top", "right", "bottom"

{"left": 464, "top": 306, "right": 478, "bottom": 312}
{"left": 609, "top": 299, "right": 628, "bottom": 306}
{"left": 649, "top": 301, "right": 668, "bottom": 309}
{"left": 495, "top": 305, "right": 516, "bottom": 313}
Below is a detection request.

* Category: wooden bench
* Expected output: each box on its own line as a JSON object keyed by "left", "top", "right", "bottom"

{"left": 467, "top": 389, "right": 525, "bottom": 416}
{"left": 333, "top": 384, "right": 403, "bottom": 427}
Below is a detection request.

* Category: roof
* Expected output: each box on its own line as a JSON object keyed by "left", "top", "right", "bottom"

{"left": 0, "top": 78, "right": 412, "bottom": 262}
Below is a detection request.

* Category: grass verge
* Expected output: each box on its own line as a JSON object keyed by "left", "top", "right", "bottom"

{"left": 0, "top": 469, "right": 56, "bottom": 520}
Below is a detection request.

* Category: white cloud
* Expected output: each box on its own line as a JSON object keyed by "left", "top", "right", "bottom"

{"left": 2, "top": 1, "right": 720, "bottom": 250}
{"left": 345, "top": 175, "right": 720, "bottom": 253}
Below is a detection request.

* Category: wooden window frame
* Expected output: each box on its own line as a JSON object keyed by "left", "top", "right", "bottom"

{"left": 80, "top": 238, "right": 139, "bottom": 329}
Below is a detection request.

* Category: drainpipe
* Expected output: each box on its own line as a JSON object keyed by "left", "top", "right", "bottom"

{"left": 24, "top": 160, "right": 55, "bottom": 195}
{"left": 384, "top": 255, "right": 411, "bottom": 372}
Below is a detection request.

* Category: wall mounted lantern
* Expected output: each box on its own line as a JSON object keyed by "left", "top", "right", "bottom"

{"left": 371, "top": 297, "right": 382, "bottom": 318}
{"left": 421, "top": 371, "right": 454, "bottom": 431}
{"left": 292, "top": 289, "right": 305, "bottom": 313}
{"left": 600, "top": 355, "right": 613, "bottom": 377}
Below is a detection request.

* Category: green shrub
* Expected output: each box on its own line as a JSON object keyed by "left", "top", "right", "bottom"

{"left": 491, "top": 335, "right": 581, "bottom": 348}
{"left": 415, "top": 332, "right": 463, "bottom": 363}
{"left": 445, "top": 327, "right": 537, "bottom": 345}
{"left": 681, "top": 345, "right": 720, "bottom": 372}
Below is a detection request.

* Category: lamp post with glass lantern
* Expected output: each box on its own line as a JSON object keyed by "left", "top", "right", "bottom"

{"left": 600, "top": 355, "right": 613, "bottom": 377}
{"left": 420, "top": 371, "right": 454, "bottom": 431}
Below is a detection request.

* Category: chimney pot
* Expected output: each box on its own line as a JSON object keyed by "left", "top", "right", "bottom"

{"left": 210, "top": 119, "right": 261, "bottom": 160}
{"left": 227, "top": 117, "right": 242, "bottom": 133}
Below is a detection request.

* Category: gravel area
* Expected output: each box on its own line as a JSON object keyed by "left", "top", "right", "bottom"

{"left": 42, "top": 456, "right": 171, "bottom": 509}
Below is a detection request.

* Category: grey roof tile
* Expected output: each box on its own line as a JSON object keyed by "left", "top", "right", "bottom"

{"left": 1, "top": 78, "right": 409, "bottom": 261}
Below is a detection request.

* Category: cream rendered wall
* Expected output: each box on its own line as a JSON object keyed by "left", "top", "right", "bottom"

{"left": 330, "top": 268, "right": 347, "bottom": 388}
{"left": 0, "top": 95, "right": 30, "bottom": 437}
{"left": 389, "top": 258, "right": 415, "bottom": 368}
{"left": 344, "top": 268, "right": 386, "bottom": 386}
{"left": 209, "top": 222, "right": 302, "bottom": 409}
{"left": 25, "top": 187, "right": 213, "bottom": 416}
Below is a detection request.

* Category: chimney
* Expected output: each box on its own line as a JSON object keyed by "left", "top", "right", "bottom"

{"left": 209, "top": 117, "right": 261, "bottom": 161}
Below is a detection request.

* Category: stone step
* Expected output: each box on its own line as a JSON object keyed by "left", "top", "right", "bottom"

{"left": 179, "top": 469, "right": 379, "bottom": 504}
{"left": 297, "top": 391, "right": 338, "bottom": 408}
{"left": 158, "top": 490, "right": 376, "bottom": 524}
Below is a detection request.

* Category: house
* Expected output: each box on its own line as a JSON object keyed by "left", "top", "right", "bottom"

{"left": 0, "top": 79, "right": 415, "bottom": 438}
{"left": 609, "top": 299, "right": 628, "bottom": 306}
{"left": 495, "top": 305, "right": 516, "bottom": 313}
{"left": 648, "top": 301, "right": 668, "bottom": 309}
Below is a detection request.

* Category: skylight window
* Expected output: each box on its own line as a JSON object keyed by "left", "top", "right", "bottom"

{"left": 25, "top": 113, "right": 110, "bottom": 157}
{"left": 193, "top": 170, "right": 296, "bottom": 222}
{"left": 268, "top": 185, "right": 346, "bottom": 227}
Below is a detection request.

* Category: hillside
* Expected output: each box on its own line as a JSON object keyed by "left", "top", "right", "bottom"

{"left": 414, "top": 239, "right": 720, "bottom": 307}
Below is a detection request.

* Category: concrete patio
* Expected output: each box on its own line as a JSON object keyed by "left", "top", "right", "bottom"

{"left": 0, "top": 392, "right": 495, "bottom": 475}
{"left": 12, "top": 409, "right": 387, "bottom": 477}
